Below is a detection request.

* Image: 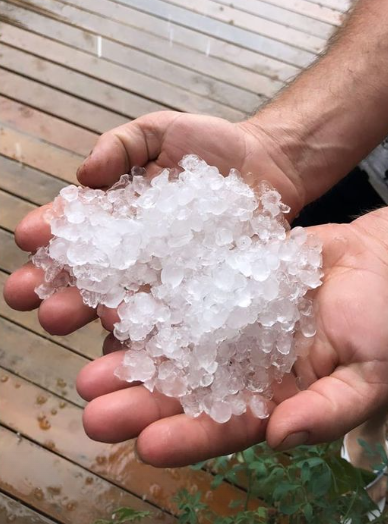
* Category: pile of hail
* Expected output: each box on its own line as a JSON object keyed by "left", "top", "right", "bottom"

{"left": 32, "top": 155, "right": 323, "bottom": 423}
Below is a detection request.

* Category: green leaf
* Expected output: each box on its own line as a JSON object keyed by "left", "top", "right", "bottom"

{"left": 242, "top": 447, "right": 255, "bottom": 463}
{"left": 303, "top": 503, "right": 313, "bottom": 522}
{"left": 296, "top": 457, "right": 325, "bottom": 468}
{"left": 278, "top": 501, "right": 301, "bottom": 515}
{"left": 94, "top": 507, "right": 151, "bottom": 524}
{"left": 229, "top": 499, "right": 243, "bottom": 509}
{"left": 211, "top": 474, "right": 225, "bottom": 489}
{"left": 190, "top": 461, "right": 207, "bottom": 471}
{"left": 301, "top": 462, "right": 311, "bottom": 483}
{"left": 272, "top": 482, "right": 300, "bottom": 501}
{"left": 248, "top": 461, "right": 267, "bottom": 477}
{"left": 310, "top": 465, "right": 332, "bottom": 497}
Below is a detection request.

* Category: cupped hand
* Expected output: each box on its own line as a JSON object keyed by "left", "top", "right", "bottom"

{"left": 74, "top": 210, "right": 388, "bottom": 467}
{"left": 3, "top": 111, "right": 304, "bottom": 334}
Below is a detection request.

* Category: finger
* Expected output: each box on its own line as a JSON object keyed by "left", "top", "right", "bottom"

{"left": 82, "top": 386, "right": 182, "bottom": 443}
{"left": 15, "top": 204, "right": 52, "bottom": 252}
{"left": 266, "top": 363, "right": 388, "bottom": 451}
{"left": 38, "top": 286, "right": 97, "bottom": 335}
{"left": 136, "top": 409, "right": 271, "bottom": 468}
{"left": 3, "top": 263, "right": 44, "bottom": 311}
{"left": 271, "top": 371, "right": 300, "bottom": 404}
{"left": 77, "top": 350, "right": 133, "bottom": 401}
{"left": 97, "top": 305, "right": 119, "bottom": 332}
{"left": 102, "top": 333, "right": 124, "bottom": 355}
{"left": 77, "top": 112, "right": 181, "bottom": 188}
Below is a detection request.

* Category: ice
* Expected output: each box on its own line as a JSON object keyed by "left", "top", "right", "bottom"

{"left": 31, "top": 155, "right": 323, "bottom": 423}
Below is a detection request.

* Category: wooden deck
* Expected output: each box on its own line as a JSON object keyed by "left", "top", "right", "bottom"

{"left": 0, "top": 0, "right": 349, "bottom": 522}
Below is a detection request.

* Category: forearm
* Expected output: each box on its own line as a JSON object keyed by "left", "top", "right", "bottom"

{"left": 248, "top": 0, "right": 388, "bottom": 206}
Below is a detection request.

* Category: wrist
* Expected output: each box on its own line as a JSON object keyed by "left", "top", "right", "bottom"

{"left": 237, "top": 118, "right": 308, "bottom": 217}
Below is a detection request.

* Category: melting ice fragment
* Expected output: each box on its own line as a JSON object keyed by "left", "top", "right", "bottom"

{"left": 31, "top": 155, "right": 323, "bottom": 423}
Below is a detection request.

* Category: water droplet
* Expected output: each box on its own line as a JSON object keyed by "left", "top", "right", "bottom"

{"left": 37, "top": 414, "right": 51, "bottom": 430}
{"left": 36, "top": 395, "right": 48, "bottom": 405}
{"left": 45, "top": 440, "right": 56, "bottom": 450}
{"left": 0, "top": 375, "right": 9, "bottom": 383}
{"left": 34, "top": 488, "right": 44, "bottom": 501}
{"left": 149, "top": 484, "right": 162, "bottom": 497}
{"left": 51, "top": 408, "right": 58, "bottom": 416}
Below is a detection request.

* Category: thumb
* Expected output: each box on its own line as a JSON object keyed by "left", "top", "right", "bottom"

{"left": 266, "top": 367, "right": 386, "bottom": 450}
{"left": 76, "top": 111, "right": 180, "bottom": 188}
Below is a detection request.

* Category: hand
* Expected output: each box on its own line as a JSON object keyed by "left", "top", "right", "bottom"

{"left": 74, "top": 209, "right": 388, "bottom": 467}
{"left": 3, "top": 111, "right": 305, "bottom": 335}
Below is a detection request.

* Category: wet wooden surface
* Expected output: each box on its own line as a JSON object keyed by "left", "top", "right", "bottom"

{"left": 0, "top": 0, "right": 346, "bottom": 521}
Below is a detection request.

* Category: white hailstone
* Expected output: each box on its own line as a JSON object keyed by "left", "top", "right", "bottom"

{"left": 31, "top": 155, "right": 323, "bottom": 423}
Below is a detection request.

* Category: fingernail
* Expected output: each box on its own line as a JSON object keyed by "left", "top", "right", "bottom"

{"left": 275, "top": 431, "right": 309, "bottom": 451}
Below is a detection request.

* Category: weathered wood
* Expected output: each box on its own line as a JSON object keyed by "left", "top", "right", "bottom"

{"left": 0, "top": 45, "right": 168, "bottom": 119}
{"left": 0, "top": 69, "right": 128, "bottom": 133}
{"left": 0, "top": 96, "right": 97, "bottom": 157}
{"left": 308, "top": 0, "right": 350, "bottom": 12}
{"left": 0, "top": 125, "right": 82, "bottom": 184}
{"left": 0, "top": 426, "right": 173, "bottom": 524}
{"left": 0, "top": 492, "right": 57, "bottom": 524}
{"left": 157, "top": 0, "right": 328, "bottom": 48}
{"left": 214, "top": 0, "right": 344, "bottom": 26}
{"left": 0, "top": 155, "right": 66, "bottom": 206}
{"left": 0, "top": 271, "right": 105, "bottom": 361}
{"left": 0, "top": 3, "right": 268, "bottom": 109}
{"left": 61, "top": 0, "right": 316, "bottom": 63}
{"left": 0, "top": 317, "right": 88, "bottom": 405}
{"left": 0, "top": 189, "right": 35, "bottom": 232}
{"left": 0, "top": 23, "right": 245, "bottom": 120}
{"left": 0, "top": 228, "right": 28, "bottom": 272}
{"left": 3, "top": 0, "right": 299, "bottom": 83}
{"left": 207, "top": 0, "right": 336, "bottom": 36}
{"left": 0, "top": 369, "right": 259, "bottom": 516}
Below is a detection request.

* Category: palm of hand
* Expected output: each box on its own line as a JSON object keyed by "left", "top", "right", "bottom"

{"left": 72, "top": 217, "right": 388, "bottom": 467}
{"left": 268, "top": 217, "right": 388, "bottom": 451}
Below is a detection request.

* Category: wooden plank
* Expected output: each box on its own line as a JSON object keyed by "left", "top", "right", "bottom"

{"left": 5, "top": 0, "right": 299, "bottom": 83}
{"left": 0, "top": 189, "right": 35, "bottom": 232}
{"left": 158, "top": 0, "right": 329, "bottom": 46}
{"left": 0, "top": 69, "right": 128, "bottom": 133}
{"left": 0, "top": 2, "right": 269, "bottom": 109}
{"left": 0, "top": 426, "right": 172, "bottom": 524}
{"left": 0, "top": 24, "right": 245, "bottom": 120}
{"left": 0, "top": 125, "right": 81, "bottom": 184}
{"left": 306, "top": 0, "right": 350, "bottom": 12}
{"left": 0, "top": 97, "right": 97, "bottom": 157}
{"left": 114, "top": 0, "right": 320, "bottom": 57}
{"left": 0, "top": 492, "right": 57, "bottom": 524}
{"left": 0, "top": 271, "right": 105, "bottom": 361}
{"left": 0, "top": 369, "right": 258, "bottom": 516}
{"left": 0, "top": 229, "right": 28, "bottom": 272}
{"left": 0, "top": 45, "right": 168, "bottom": 119}
{"left": 211, "top": 0, "right": 337, "bottom": 36}
{"left": 0, "top": 316, "right": 88, "bottom": 405}
{"left": 214, "top": 0, "right": 344, "bottom": 26}
{"left": 0, "top": 155, "right": 67, "bottom": 206}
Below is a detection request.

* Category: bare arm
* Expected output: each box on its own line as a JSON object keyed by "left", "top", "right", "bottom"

{"left": 248, "top": 0, "right": 388, "bottom": 206}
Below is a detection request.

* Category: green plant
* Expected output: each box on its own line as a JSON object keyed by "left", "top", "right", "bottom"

{"left": 94, "top": 507, "right": 151, "bottom": 524}
{"left": 93, "top": 439, "right": 388, "bottom": 524}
